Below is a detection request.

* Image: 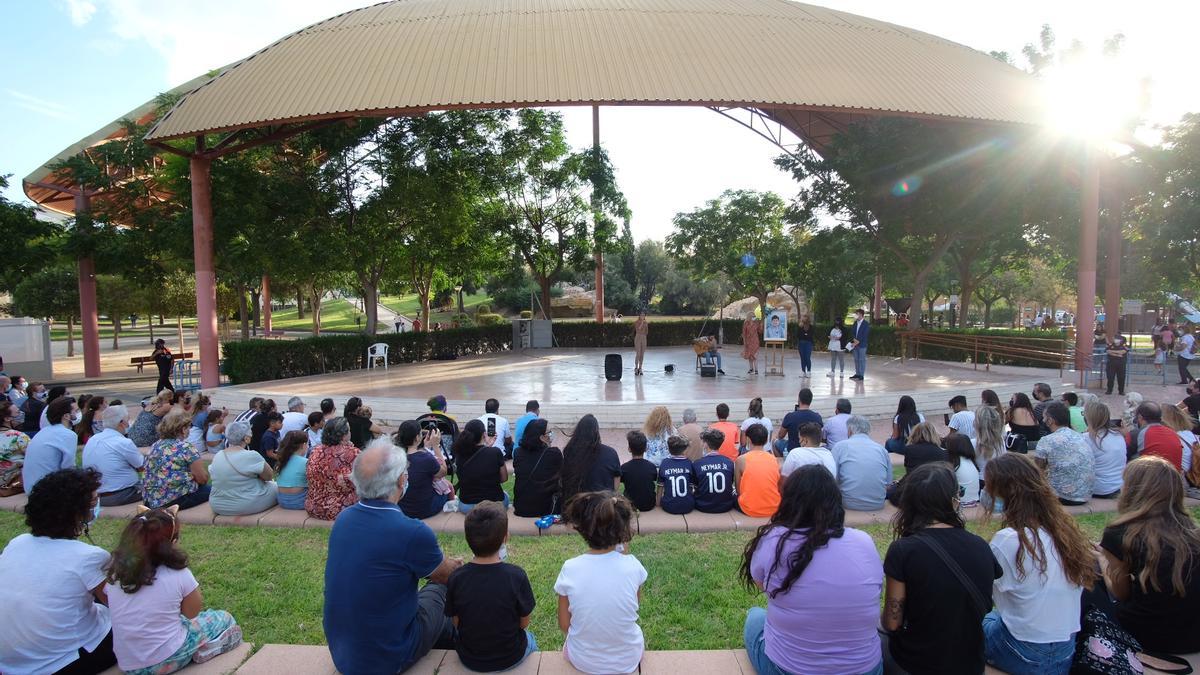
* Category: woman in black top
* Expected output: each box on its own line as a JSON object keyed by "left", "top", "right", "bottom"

{"left": 453, "top": 419, "right": 508, "bottom": 512}
{"left": 396, "top": 420, "right": 449, "bottom": 519}
{"left": 343, "top": 396, "right": 382, "bottom": 449}
{"left": 1005, "top": 393, "right": 1042, "bottom": 443}
{"left": 151, "top": 339, "right": 174, "bottom": 393}
{"left": 882, "top": 463, "right": 1001, "bottom": 674}
{"left": 795, "top": 316, "right": 815, "bottom": 377}
{"left": 559, "top": 414, "right": 621, "bottom": 505}
{"left": 886, "top": 395, "right": 924, "bottom": 454}
{"left": 512, "top": 418, "right": 563, "bottom": 517}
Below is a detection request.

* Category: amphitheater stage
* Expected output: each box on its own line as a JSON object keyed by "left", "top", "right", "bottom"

{"left": 206, "top": 346, "right": 1075, "bottom": 429}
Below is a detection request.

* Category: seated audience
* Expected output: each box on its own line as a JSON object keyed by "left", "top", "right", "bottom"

{"left": 693, "top": 428, "right": 737, "bottom": 514}
{"left": 947, "top": 395, "right": 977, "bottom": 440}
{"left": 513, "top": 418, "right": 563, "bottom": 517}
{"left": 275, "top": 431, "right": 311, "bottom": 510}
{"left": 822, "top": 398, "right": 853, "bottom": 447}
{"left": 677, "top": 408, "right": 704, "bottom": 462}
{"left": 129, "top": 391, "right": 172, "bottom": 447}
{"left": 1034, "top": 402, "right": 1095, "bottom": 506}
{"left": 477, "top": 398, "right": 512, "bottom": 458}
{"left": 1061, "top": 392, "right": 1087, "bottom": 432}
{"left": 945, "top": 434, "right": 981, "bottom": 507}
{"left": 17, "top": 381, "right": 48, "bottom": 436}
{"left": 642, "top": 406, "right": 676, "bottom": 467}
{"left": 397, "top": 420, "right": 450, "bottom": 519}
{"left": 454, "top": 419, "right": 509, "bottom": 512}
{"left": 306, "top": 417, "right": 360, "bottom": 520}
{"left": 344, "top": 397, "right": 383, "bottom": 449}
{"left": 75, "top": 394, "right": 106, "bottom": 445}
{"left": 740, "top": 397, "right": 773, "bottom": 452}
{"left": 248, "top": 398, "right": 276, "bottom": 453}
{"left": 555, "top": 492, "right": 646, "bottom": 675}
{"left": 885, "top": 395, "right": 924, "bottom": 454}
{"left": 0, "top": 399, "right": 30, "bottom": 496}
{"left": 142, "top": 410, "right": 211, "bottom": 510}
{"left": 204, "top": 409, "right": 227, "bottom": 451}
{"left": 560, "top": 414, "right": 620, "bottom": 505}
{"left": 1161, "top": 404, "right": 1198, "bottom": 476}
{"left": 736, "top": 424, "right": 781, "bottom": 518}
{"left": 0, "top": 468, "right": 116, "bottom": 674}
{"left": 775, "top": 389, "right": 822, "bottom": 455}
{"left": 620, "top": 430, "right": 658, "bottom": 512}
{"left": 231, "top": 396, "right": 263, "bottom": 425}
{"left": 831, "top": 416, "right": 890, "bottom": 512}
{"left": 1006, "top": 393, "right": 1043, "bottom": 445}
{"left": 280, "top": 396, "right": 308, "bottom": 437}
{"left": 711, "top": 403, "right": 741, "bottom": 460}
{"left": 305, "top": 411, "right": 325, "bottom": 450}
{"left": 416, "top": 394, "right": 460, "bottom": 459}
{"left": 209, "top": 420, "right": 277, "bottom": 516}
{"left": 82, "top": 404, "right": 145, "bottom": 506}
{"left": 742, "top": 465, "right": 883, "bottom": 675}
{"left": 512, "top": 400, "right": 540, "bottom": 459}
{"left": 446, "top": 501, "right": 538, "bottom": 672}
{"left": 22, "top": 395, "right": 78, "bottom": 492}
{"left": 324, "top": 440, "right": 462, "bottom": 674}
{"left": 1096, "top": 457, "right": 1200, "bottom": 653}
{"left": 1133, "top": 401, "right": 1184, "bottom": 471}
{"left": 258, "top": 411, "right": 284, "bottom": 467}
{"left": 973, "top": 405, "right": 1007, "bottom": 482}
{"left": 105, "top": 507, "right": 243, "bottom": 673}
{"left": 36, "top": 385, "right": 69, "bottom": 430}
{"left": 982, "top": 453, "right": 1096, "bottom": 675}
{"left": 882, "top": 463, "right": 999, "bottom": 674}
{"left": 781, "top": 422, "right": 836, "bottom": 479}
{"left": 186, "top": 394, "right": 211, "bottom": 449}
{"left": 658, "top": 436, "right": 695, "bottom": 515}
{"left": 981, "top": 389, "right": 1005, "bottom": 419}
{"left": 1084, "top": 401, "right": 1126, "bottom": 499}
{"left": 899, "top": 421, "right": 948, "bottom": 474}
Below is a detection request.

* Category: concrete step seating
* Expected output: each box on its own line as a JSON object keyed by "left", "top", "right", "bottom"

{"left": 148, "top": 643, "right": 1200, "bottom": 675}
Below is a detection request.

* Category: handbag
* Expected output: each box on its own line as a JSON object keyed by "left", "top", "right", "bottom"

{"left": 1004, "top": 431, "right": 1029, "bottom": 455}
{"left": 1071, "top": 604, "right": 1192, "bottom": 675}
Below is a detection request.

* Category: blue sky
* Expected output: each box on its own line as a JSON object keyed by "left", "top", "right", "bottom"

{"left": 3, "top": 1, "right": 1194, "bottom": 242}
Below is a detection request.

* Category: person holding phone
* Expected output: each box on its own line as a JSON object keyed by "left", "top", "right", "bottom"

{"left": 477, "top": 399, "right": 512, "bottom": 459}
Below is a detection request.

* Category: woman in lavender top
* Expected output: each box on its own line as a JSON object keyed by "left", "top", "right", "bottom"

{"left": 740, "top": 465, "right": 884, "bottom": 675}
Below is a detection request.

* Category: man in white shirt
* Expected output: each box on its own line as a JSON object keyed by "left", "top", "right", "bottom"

{"left": 830, "top": 415, "right": 890, "bottom": 511}
{"left": 38, "top": 385, "right": 69, "bottom": 430}
{"left": 82, "top": 405, "right": 145, "bottom": 506}
{"left": 946, "top": 395, "right": 977, "bottom": 440}
{"left": 782, "top": 422, "right": 837, "bottom": 479}
{"left": 822, "top": 398, "right": 853, "bottom": 448}
{"left": 281, "top": 396, "right": 308, "bottom": 437}
{"left": 23, "top": 396, "right": 79, "bottom": 492}
{"left": 233, "top": 396, "right": 264, "bottom": 424}
{"left": 1178, "top": 327, "right": 1197, "bottom": 385}
{"left": 476, "top": 398, "right": 512, "bottom": 458}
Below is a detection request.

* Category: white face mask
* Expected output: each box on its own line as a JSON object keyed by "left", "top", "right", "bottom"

{"left": 71, "top": 411, "right": 83, "bottom": 425}
{"left": 498, "top": 544, "right": 508, "bottom": 561}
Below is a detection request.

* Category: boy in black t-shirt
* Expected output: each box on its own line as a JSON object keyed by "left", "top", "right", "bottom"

{"left": 658, "top": 436, "right": 696, "bottom": 514}
{"left": 445, "top": 501, "right": 537, "bottom": 672}
{"left": 620, "top": 430, "right": 657, "bottom": 511}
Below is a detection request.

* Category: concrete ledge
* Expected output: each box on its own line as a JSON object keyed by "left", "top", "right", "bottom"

{"left": 636, "top": 509, "right": 687, "bottom": 534}
{"left": 257, "top": 507, "right": 310, "bottom": 528}
{"left": 102, "top": 641, "right": 253, "bottom": 675}
{"left": 176, "top": 502, "right": 217, "bottom": 525}
{"left": 236, "top": 645, "right": 337, "bottom": 675}
{"left": 213, "top": 506, "right": 277, "bottom": 527}
{"left": 682, "top": 511, "right": 737, "bottom": 533}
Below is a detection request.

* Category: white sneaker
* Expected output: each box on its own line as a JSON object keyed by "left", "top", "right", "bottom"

{"left": 827, "top": 372, "right": 835, "bottom": 377}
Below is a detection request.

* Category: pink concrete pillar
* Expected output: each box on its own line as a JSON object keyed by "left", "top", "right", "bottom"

{"left": 191, "top": 155, "right": 220, "bottom": 389}
{"left": 1104, "top": 206, "right": 1122, "bottom": 339}
{"left": 873, "top": 271, "right": 883, "bottom": 321}
{"left": 261, "top": 274, "right": 272, "bottom": 333}
{"left": 75, "top": 193, "right": 101, "bottom": 378}
{"left": 1075, "top": 146, "right": 1100, "bottom": 372}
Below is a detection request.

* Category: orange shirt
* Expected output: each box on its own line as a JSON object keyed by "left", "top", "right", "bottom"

{"left": 738, "top": 450, "right": 781, "bottom": 518}
{"left": 711, "top": 421, "right": 741, "bottom": 460}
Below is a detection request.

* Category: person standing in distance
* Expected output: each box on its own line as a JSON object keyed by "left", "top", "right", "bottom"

{"left": 848, "top": 309, "right": 870, "bottom": 381}
{"left": 152, "top": 339, "right": 175, "bottom": 393}
{"left": 633, "top": 311, "right": 649, "bottom": 376}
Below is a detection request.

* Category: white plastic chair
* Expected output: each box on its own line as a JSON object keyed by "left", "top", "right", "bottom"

{"left": 367, "top": 342, "right": 389, "bottom": 370}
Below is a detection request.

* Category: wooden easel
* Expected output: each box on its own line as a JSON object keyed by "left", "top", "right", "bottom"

{"left": 764, "top": 341, "right": 785, "bottom": 376}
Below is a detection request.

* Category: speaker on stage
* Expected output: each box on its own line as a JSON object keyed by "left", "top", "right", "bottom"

{"left": 604, "top": 353, "right": 622, "bottom": 381}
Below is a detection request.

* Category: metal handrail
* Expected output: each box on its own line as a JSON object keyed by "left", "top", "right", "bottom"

{"left": 899, "top": 330, "right": 1069, "bottom": 376}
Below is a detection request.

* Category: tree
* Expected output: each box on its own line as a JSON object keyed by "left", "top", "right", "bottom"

{"left": 0, "top": 175, "right": 62, "bottom": 293}
{"left": 666, "top": 190, "right": 790, "bottom": 319}
{"left": 657, "top": 265, "right": 725, "bottom": 316}
{"left": 947, "top": 223, "right": 1029, "bottom": 327}
{"left": 782, "top": 226, "right": 875, "bottom": 322}
{"left": 96, "top": 275, "right": 143, "bottom": 350}
{"left": 12, "top": 267, "right": 80, "bottom": 356}
{"left": 976, "top": 268, "right": 1024, "bottom": 328}
{"left": 634, "top": 240, "right": 670, "bottom": 307}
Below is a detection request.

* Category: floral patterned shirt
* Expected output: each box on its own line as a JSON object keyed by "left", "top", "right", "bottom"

{"left": 0, "top": 429, "right": 30, "bottom": 490}
{"left": 305, "top": 441, "right": 360, "bottom": 520}
{"left": 1033, "top": 427, "right": 1095, "bottom": 503}
{"left": 141, "top": 438, "right": 202, "bottom": 508}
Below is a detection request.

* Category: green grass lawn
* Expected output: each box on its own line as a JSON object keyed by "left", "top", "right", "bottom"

{"left": 380, "top": 292, "right": 493, "bottom": 324}
{"left": 268, "top": 298, "right": 366, "bottom": 332}
{"left": 0, "top": 508, "right": 1164, "bottom": 651}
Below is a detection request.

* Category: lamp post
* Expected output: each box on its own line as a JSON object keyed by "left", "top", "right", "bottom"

{"left": 454, "top": 284, "right": 464, "bottom": 314}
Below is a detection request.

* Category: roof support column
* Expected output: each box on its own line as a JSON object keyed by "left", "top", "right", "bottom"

{"left": 873, "top": 271, "right": 883, "bottom": 322}
{"left": 1075, "top": 144, "right": 1100, "bottom": 375}
{"left": 1103, "top": 201, "right": 1122, "bottom": 339}
{"left": 592, "top": 105, "right": 605, "bottom": 324}
{"left": 191, "top": 152, "right": 220, "bottom": 389}
{"left": 261, "top": 274, "right": 272, "bottom": 334}
{"left": 74, "top": 193, "right": 101, "bottom": 378}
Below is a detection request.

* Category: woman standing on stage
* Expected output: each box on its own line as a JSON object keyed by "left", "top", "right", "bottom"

{"left": 742, "top": 313, "right": 761, "bottom": 374}
{"left": 633, "top": 311, "right": 649, "bottom": 376}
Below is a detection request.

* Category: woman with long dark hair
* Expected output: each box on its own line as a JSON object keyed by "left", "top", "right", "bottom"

{"left": 513, "top": 418, "right": 563, "bottom": 516}
{"left": 453, "top": 419, "right": 507, "bottom": 512}
{"left": 559, "top": 414, "right": 620, "bottom": 505}
{"left": 1097, "top": 457, "right": 1200, "bottom": 652}
{"left": 75, "top": 395, "right": 106, "bottom": 445}
{"left": 1005, "top": 393, "right": 1041, "bottom": 443}
{"left": 740, "top": 465, "right": 883, "bottom": 675}
{"left": 982, "top": 453, "right": 1096, "bottom": 674}
{"left": 274, "top": 431, "right": 311, "bottom": 510}
{"left": 342, "top": 396, "right": 382, "bottom": 449}
{"left": 981, "top": 389, "right": 1004, "bottom": 419}
{"left": 886, "top": 395, "right": 924, "bottom": 454}
{"left": 396, "top": 420, "right": 450, "bottom": 519}
{"left": 882, "top": 463, "right": 998, "bottom": 674}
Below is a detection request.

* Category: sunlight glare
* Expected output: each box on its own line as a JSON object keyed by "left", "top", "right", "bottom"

{"left": 1042, "top": 55, "right": 1143, "bottom": 142}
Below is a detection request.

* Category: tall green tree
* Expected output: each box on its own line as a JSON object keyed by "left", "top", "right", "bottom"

{"left": 12, "top": 267, "right": 80, "bottom": 356}
{"left": 0, "top": 175, "right": 63, "bottom": 293}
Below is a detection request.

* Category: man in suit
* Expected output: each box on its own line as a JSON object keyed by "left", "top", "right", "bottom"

{"left": 849, "top": 308, "right": 870, "bottom": 380}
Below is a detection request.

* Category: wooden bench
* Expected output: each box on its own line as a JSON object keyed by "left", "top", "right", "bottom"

{"left": 265, "top": 330, "right": 286, "bottom": 339}
{"left": 129, "top": 352, "right": 193, "bottom": 373}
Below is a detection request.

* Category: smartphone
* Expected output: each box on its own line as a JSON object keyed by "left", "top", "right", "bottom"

{"left": 943, "top": 413, "right": 951, "bottom": 426}
{"left": 487, "top": 417, "right": 496, "bottom": 437}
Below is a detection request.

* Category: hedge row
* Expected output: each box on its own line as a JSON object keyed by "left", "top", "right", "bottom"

{"left": 220, "top": 320, "right": 1067, "bottom": 383}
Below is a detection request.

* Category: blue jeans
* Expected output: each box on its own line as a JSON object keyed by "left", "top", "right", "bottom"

{"left": 458, "top": 492, "right": 510, "bottom": 513}
{"left": 853, "top": 347, "right": 867, "bottom": 377}
{"left": 707, "top": 349, "right": 723, "bottom": 370}
{"left": 277, "top": 489, "right": 307, "bottom": 510}
{"left": 884, "top": 437, "right": 905, "bottom": 454}
{"left": 830, "top": 351, "right": 845, "bottom": 373}
{"left": 798, "top": 341, "right": 813, "bottom": 373}
{"left": 772, "top": 439, "right": 789, "bottom": 456}
{"left": 462, "top": 630, "right": 538, "bottom": 672}
{"left": 744, "top": 607, "right": 882, "bottom": 675}
{"left": 982, "top": 610, "right": 1073, "bottom": 675}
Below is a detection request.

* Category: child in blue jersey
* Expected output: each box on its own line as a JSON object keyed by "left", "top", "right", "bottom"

{"left": 693, "top": 428, "right": 737, "bottom": 513}
{"left": 657, "top": 436, "right": 695, "bottom": 514}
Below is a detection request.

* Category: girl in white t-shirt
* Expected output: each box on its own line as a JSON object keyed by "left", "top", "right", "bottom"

{"left": 105, "top": 507, "right": 243, "bottom": 675}
{"left": 555, "top": 492, "right": 647, "bottom": 675}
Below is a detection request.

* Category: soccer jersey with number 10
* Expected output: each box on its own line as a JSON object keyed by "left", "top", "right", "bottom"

{"left": 658, "top": 456, "right": 695, "bottom": 514}
{"left": 693, "top": 453, "right": 736, "bottom": 513}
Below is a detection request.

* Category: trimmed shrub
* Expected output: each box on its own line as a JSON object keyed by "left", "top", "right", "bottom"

{"left": 474, "top": 304, "right": 491, "bottom": 316}
{"left": 519, "top": 310, "right": 533, "bottom": 319}
{"left": 451, "top": 313, "right": 476, "bottom": 328}
{"left": 477, "top": 313, "right": 507, "bottom": 326}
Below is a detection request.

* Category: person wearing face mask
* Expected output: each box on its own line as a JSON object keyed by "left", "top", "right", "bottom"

{"left": 22, "top": 396, "right": 79, "bottom": 493}
{"left": 1106, "top": 333, "right": 1130, "bottom": 396}
{"left": 324, "top": 439, "right": 463, "bottom": 675}
{"left": 0, "top": 467, "right": 117, "bottom": 674}
{"left": 82, "top": 405, "right": 145, "bottom": 506}
{"left": 37, "top": 385, "right": 69, "bottom": 431}
{"left": 128, "top": 391, "right": 173, "bottom": 448}
{"left": 18, "top": 381, "right": 47, "bottom": 435}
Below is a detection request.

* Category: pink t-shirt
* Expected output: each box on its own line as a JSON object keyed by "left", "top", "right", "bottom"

{"left": 106, "top": 566, "right": 199, "bottom": 670}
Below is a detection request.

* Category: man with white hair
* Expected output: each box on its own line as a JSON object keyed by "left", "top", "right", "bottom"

{"left": 830, "top": 415, "right": 890, "bottom": 511}
{"left": 81, "top": 404, "right": 145, "bottom": 505}
{"left": 280, "top": 396, "right": 308, "bottom": 437}
{"left": 324, "top": 438, "right": 462, "bottom": 674}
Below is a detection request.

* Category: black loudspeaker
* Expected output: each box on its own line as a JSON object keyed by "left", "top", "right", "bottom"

{"left": 700, "top": 362, "right": 717, "bottom": 378}
{"left": 604, "top": 353, "right": 622, "bottom": 381}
